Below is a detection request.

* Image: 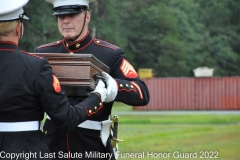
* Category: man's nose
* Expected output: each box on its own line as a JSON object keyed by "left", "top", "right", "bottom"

{"left": 62, "top": 16, "right": 71, "bottom": 22}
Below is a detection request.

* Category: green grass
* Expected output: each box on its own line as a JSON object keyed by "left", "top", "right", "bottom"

{"left": 112, "top": 102, "right": 240, "bottom": 160}
{"left": 112, "top": 102, "right": 133, "bottom": 112}
{"left": 116, "top": 114, "right": 240, "bottom": 125}
{"left": 117, "top": 124, "right": 240, "bottom": 160}
{"left": 42, "top": 102, "right": 240, "bottom": 159}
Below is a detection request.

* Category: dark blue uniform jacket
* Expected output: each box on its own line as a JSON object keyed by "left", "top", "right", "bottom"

{"left": 34, "top": 32, "right": 150, "bottom": 160}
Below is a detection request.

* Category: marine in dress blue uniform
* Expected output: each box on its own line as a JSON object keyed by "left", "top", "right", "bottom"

{"left": 34, "top": 0, "right": 150, "bottom": 159}
{"left": 0, "top": 1, "right": 109, "bottom": 159}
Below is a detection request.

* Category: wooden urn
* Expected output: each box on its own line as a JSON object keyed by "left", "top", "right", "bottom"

{"left": 32, "top": 53, "right": 110, "bottom": 98}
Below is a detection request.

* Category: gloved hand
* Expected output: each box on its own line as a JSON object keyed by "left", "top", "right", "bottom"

{"left": 102, "top": 72, "right": 118, "bottom": 103}
{"left": 91, "top": 79, "right": 107, "bottom": 102}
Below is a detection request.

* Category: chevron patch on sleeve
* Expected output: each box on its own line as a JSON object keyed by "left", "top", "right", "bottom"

{"left": 52, "top": 74, "right": 61, "bottom": 93}
{"left": 120, "top": 59, "right": 138, "bottom": 78}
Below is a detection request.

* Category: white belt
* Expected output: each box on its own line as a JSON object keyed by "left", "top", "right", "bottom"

{"left": 78, "top": 119, "right": 111, "bottom": 147}
{"left": 46, "top": 115, "right": 104, "bottom": 131}
{"left": 78, "top": 120, "right": 101, "bottom": 130}
{"left": 46, "top": 114, "right": 110, "bottom": 147}
{"left": 0, "top": 121, "right": 40, "bottom": 132}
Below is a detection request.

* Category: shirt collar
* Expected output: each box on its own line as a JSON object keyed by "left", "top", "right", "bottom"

{"left": 0, "top": 41, "right": 18, "bottom": 50}
{"left": 63, "top": 31, "right": 93, "bottom": 52}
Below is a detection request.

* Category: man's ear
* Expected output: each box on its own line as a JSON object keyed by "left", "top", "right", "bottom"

{"left": 15, "top": 22, "right": 21, "bottom": 36}
{"left": 86, "top": 11, "right": 91, "bottom": 24}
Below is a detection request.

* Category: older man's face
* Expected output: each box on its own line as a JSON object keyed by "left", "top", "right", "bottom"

{"left": 57, "top": 11, "right": 89, "bottom": 41}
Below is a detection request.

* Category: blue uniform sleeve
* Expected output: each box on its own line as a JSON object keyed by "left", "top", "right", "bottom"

{"left": 34, "top": 58, "right": 103, "bottom": 131}
{"left": 110, "top": 50, "right": 150, "bottom": 106}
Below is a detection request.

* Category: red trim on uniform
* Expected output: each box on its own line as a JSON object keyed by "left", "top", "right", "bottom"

{"left": 82, "top": 31, "right": 89, "bottom": 40}
{"left": 85, "top": 103, "right": 104, "bottom": 116}
{"left": 66, "top": 132, "right": 71, "bottom": 160}
{"left": 21, "top": 51, "right": 42, "bottom": 59}
{"left": 63, "top": 44, "right": 71, "bottom": 53}
{"left": 63, "top": 31, "right": 93, "bottom": 53}
{"left": 77, "top": 39, "right": 93, "bottom": 50}
{"left": 65, "top": 39, "right": 94, "bottom": 53}
{"left": 0, "top": 41, "right": 18, "bottom": 46}
{"left": 66, "top": 31, "right": 89, "bottom": 45}
{"left": 94, "top": 39, "right": 119, "bottom": 51}
{"left": 118, "top": 82, "right": 136, "bottom": 92}
{"left": 120, "top": 59, "right": 138, "bottom": 78}
{"left": 52, "top": 74, "right": 61, "bottom": 92}
{"left": 0, "top": 49, "right": 16, "bottom": 52}
{"left": 37, "top": 40, "right": 62, "bottom": 49}
{"left": 131, "top": 82, "right": 143, "bottom": 99}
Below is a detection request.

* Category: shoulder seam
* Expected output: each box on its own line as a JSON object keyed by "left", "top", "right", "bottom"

{"left": 37, "top": 40, "right": 62, "bottom": 49}
{"left": 94, "top": 39, "right": 119, "bottom": 51}
{"left": 21, "top": 50, "right": 42, "bottom": 59}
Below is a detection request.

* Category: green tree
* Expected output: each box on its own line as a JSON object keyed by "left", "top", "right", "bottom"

{"left": 20, "top": 1, "right": 61, "bottom": 52}
{"left": 90, "top": 0, "right": 128, "bottom": 50}
{"left": 197, "top": 0, "right": 240, "bottom": 76}
{"left": 119, "top": 0, "right": 188, "bottom": 77}
{"left": 167, "top": 0, "right": 213, "bottom": 76}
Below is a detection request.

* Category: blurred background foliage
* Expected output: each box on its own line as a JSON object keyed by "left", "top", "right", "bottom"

{"left": 21, "top": 0, "right": 240, "bottom": 77}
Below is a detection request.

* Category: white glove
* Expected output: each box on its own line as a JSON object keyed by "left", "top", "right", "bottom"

{"left": 91, "top": 79, "right": 107, "bottom": 102}
{"left": 102, "top": 72, "right": 118, "bottom": 103}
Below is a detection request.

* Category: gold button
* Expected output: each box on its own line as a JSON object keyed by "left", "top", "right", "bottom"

{"left": 99, "top": 103, "right": 102, "bottom": 106}
{"left": 126, "top": 84, "right": 129, "bottom": 87}
{"left": 94, "top": 106, "right": 97, "bottom": 110}
{"left": 89, "top": 110, "right": 92, "bottom": 114}
{"left": 45, "top": 131, "right": 47, "bottom": 134}
{"left": 131, "top": 85, "right": 134, "bottom": 88}
{"left": 66, "top": 43, "right": 69, "bottom": 48}
{"left": 69, "top": 52, "right": 74, "bottom": 54}
{"left": 76, "top": 43, "right": 80, "bottom": 48}
{"left": 96, "top": 40, "right": 100, "bottom": 43}
{"left": 120, "top": 84, "right": 123, "bottom": 88}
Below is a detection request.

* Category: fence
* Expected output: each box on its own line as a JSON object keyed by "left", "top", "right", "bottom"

{"left": 133, "top": 77, "right": 240, "bottom": 110}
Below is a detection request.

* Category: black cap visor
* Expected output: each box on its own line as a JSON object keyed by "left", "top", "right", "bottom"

{"left": 53, "top": 5, "right": 88, "bottom": 16}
